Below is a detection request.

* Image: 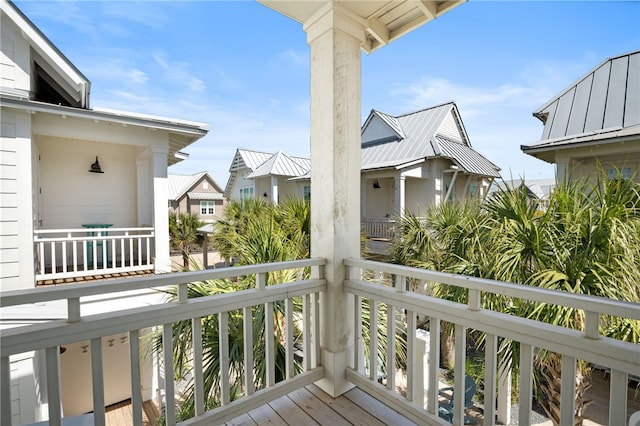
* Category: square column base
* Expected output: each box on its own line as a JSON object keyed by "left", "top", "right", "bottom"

{"left": 315, "top": 347, "right": 355, "bottom": 397}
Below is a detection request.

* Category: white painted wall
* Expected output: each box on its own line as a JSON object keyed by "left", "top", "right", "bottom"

{"left": 1, "top": 11, "right": 31, "bottom": 94}
{"left": 36, "top": 136, "right": 138, "bottom": 229}
{"left": 227, "top": 170, "right": 254, "bottom": 202}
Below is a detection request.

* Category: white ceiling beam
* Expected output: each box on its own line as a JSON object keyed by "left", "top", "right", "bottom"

{"left": 417, "top": 1, "right": 438, "bottom": 19}
{"left": 366, "top": 17, "right": 390, "bottom": 47}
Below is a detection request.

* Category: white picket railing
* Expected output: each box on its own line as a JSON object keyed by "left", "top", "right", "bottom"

{"left": 33, "top": 227, "right": 154, "bottom": 281}
{"left": 363, "top": 218, "right": 396, "bottom": 239}
{"left": 1, "top": 258, "right": 325, "bottom": 426}
{"left": 344, "top": 257, "right": 640, "bottom": 426}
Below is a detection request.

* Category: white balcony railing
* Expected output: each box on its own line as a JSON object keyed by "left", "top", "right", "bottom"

{"left": 2, "top": 257, "right": 638, "bottom": 426}
{"left": 363, "top": 218, "right": 396, "bottom": 239}
{"left": 33, "top": 227, "right": 154, "bottom": 281}
{"left": 344, "top": 258, "right": 640, "bottom": 426}
{"left": 1, "top": 258, "right": 325, "bottom": 426}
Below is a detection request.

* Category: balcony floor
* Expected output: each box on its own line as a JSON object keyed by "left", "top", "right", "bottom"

{"left": 226, "top": 384, "right": 418, "bottom": 426}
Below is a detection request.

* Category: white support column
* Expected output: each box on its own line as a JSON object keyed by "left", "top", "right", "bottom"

{"left": 395, "top": 174, "right": 406, "bottom": 217}
{"left": 152, "top": 147, "right": 170, "bottom": 274}
{"left": 305, "top": 4, "right": 365, "bottom": 397}
{"left": 270, "top": 175, "right": 279, "bottom": 204}
{"left": 135, "top": 153, "right": 151, "bottom": 226}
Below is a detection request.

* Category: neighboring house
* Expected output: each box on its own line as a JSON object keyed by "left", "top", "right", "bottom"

{"left": 0, "top": 1, "right": 207, "bottom": 422}
{"left": 225, "top": 102, "right": 500, "bottom": 238}
{"left": 521, "top": 50, "right": 640, "bottom": 183}
{"left": 360, "top": 103, "right": 501, "bottom": 237}
{"left": 489, "top": 178, "right": 556, "bottom": 211}
{"left": 225, "top": 149, "right": 311, "bottom": 204}
{"left": 168, "top": 172, "right": 227, "bottom": 222}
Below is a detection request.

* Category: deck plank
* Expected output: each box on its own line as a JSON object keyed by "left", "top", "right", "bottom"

{"left": 269, "top": 394, "right": 320, "bottom": 425}
{"left": 246, "top": 403, "right": 288, "bottom": 425}
{"left": 306, "top": 384, "right": 387, "bottom": 426}
{"left": 287, "top": 387, "right": 351, "bottom": 426}
{"left": 343, "top": 386, "right": 419, "bottom": 426}
{"left": 225, "top": 413, "right": 258, "bottom": 426}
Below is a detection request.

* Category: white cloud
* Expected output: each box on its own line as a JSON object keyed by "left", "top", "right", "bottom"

{"left": 153, "top": 52, "right": 206, "bottom": 92}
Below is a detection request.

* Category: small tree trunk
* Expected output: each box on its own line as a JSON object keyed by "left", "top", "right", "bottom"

{"left": 440, "top": 326, "right": 455, "bottom": 369}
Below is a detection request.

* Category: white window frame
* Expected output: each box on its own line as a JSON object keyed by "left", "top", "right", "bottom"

{"left": 240, "top": 187, "right": 254, "bottom": 205}
{"left": 200, "top": 201, "right": 215, "bottom": 215}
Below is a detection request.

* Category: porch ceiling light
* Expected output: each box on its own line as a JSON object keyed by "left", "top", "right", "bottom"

{"left": 89, "top": 156, "right": 104, "bottom": 173}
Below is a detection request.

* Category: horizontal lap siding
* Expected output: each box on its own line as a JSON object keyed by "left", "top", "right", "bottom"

{"left": 1, "top": 110, "right": 20, "bottom": 287}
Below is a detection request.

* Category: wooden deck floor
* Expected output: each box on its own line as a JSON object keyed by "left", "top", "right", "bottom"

{"left": 105, "top": 399, "right": 160, "bottom": 425}
{"left": 225, "top": 384, "right": 418, "bottom": 426}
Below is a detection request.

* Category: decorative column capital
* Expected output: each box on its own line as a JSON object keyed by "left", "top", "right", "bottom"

{"left": 304, "top": 3, "right": 367, "bottom": 46}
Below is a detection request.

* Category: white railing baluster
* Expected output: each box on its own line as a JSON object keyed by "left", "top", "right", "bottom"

{"left": 453, "top": 323, "right": 467, "bottom": 426}
{"left": 405, "top": 308, "right": 416, "bottom": 403}
{"left": 129, "top": 237, "right": 134, "bottom": 266}
{"left": 72, "top": 238, "right": 78, "bottom": 273}
{"left": 1, "top": 356, "right": 11, "bottom": 425}
{"left": 609, "top": 369, "right": 628, "bottom": 425}
{"left": 91, "top": 337, "right": 105, "bottom": 426}
{"left": 111, "top": 238, "right": 116, "bottom": 269}
{"left": 101, "top": 232, "right": 107, "bottom": 269}
{"left": 519, "top": 343, "right": 534, "bottom": 426}
{"left": 484, "top": 333, "right": 497, "bottom": 426}
{"left": 137, "top": 237, "right": 142, "bottom": 266}
{"left": 560, "top": 355, "right": 576, "bottom": 426}
{"left": 38, "top": 240, "right": 45, "bottom": 274}
{"left": 82, "top": 240, "right": 88, "bottom": 272}
{"left": 51, "top": 241, "right": 57, "bottom": 275}
{"left": 219, "top": 311, "right": 230, "bottom": 405}
{"left": 92, "top": 240, "right": 97, "bottom": 270}
{"left": 312, "top": 291, "right": 320, "bottom": 368}
{"left": 121, "top": 234, "right": 126, "bottom": 268}
{"left": 303, "top": 295, "right": 311, "bottom": 372}
{"left": 585, "top": 311, "right": 600, "bottom": 339}
{"left": 427, "top": 317, "right": 440, "bottom": 414}
{"left": 369, "top": 299, "right": 378, "bottom": 381}
{"left": 145, "top": 236, "right": 150, "bottom": 265}
{"left": 62, "top": 235, "right": 67, "bottom": 273}
{"left": 129, "top": 330, "right": 143, "bottom": 426}
{"left": 193, "top": 317, "right": 205, "bottom": 415}
{"left": 265, "top": 300, "right": 275, "bottom": 387}
{"left": 285, "top": 297, "right": 294, "bottom": 379}
{"left": 386, "top": 301, "right": 395, "bottom": 391}
{"left": 46, "top": 346, "right": 62, "bottom": 426}
{"left": 354, "top": 294, "right": 363, "bottom": 373}
{"left": 243, "top": 306, "right": 255, "bottom": 395}
{"left": 162, "top": 324, "right": 176, "bottom": 425}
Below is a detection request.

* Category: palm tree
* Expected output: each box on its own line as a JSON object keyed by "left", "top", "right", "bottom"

{"left": 169, "top": 212, "right": 204, "bottom": 270}
{"left": 391, "top": 174, "right": 640, "bottom": 425}
{"left": 159, "top": 198, "right": 312, "bottom": 420}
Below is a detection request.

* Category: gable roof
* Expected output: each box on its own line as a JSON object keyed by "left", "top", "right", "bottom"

{"left": 2, "top": 0, "right": 90, "bottom": 107}
{"left": 168, "top": 172, "right": 223, "bottom": 201}
{"left": 229, "top": 149, "right": 275, "bottom": 172}
{"left": 361, "top": 102, "right": 500, "bottom": 177}
{"left": 522, "top": 50, "right": 640, "bottom": 161}
{"left": 246, "top": 151, "right": 310, "bottom": 178}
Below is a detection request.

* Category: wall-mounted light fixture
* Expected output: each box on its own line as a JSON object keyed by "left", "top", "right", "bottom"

{"left": 89, "top": 156, "right": 104, "bottom": 173}
{"left": 263, "top": 192, "right": 268, "bottom": 197}
{"left": 373, "top": 180, "right": 381, "bottom": 189}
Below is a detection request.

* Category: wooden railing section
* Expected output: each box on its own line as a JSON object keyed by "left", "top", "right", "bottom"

{"left": 1, "top": 258, "right": 326, "bottom": 426}
{"left": 362, "top": 218, "right": 396, "bottom": 239}
{"left": 33, "top": 227, "right": 154, "bottom": 281}
{"left": 344, "top": 258, "right": 640, "bottom": 426}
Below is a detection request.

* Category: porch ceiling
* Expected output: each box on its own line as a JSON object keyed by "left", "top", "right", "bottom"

{"left": 259, "top": 0, "right": 466, "bottom": 53}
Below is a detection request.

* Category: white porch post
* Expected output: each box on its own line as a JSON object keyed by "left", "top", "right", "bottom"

{"left": 270, "top": 175, "right": 278, "bottom": 204}
{"left": 305, "top": 4, "right": 365, "bottom": 397}
{"left": 394, "top": 174, "right": 406, "bottom": 217}
{"left": 152, "top": 147, "right": 170, "bottom": 274}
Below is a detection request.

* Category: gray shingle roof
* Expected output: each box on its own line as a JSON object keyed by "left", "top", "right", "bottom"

{"left": 523, "top": 50, "right": 640, "bottom": 157}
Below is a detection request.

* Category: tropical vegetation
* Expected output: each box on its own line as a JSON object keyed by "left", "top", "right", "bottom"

{"left": 391, "top": 173, "right": 640, "bottom": 424}
{"left": 169, "top": 212, "right": 205, "bottom": 270}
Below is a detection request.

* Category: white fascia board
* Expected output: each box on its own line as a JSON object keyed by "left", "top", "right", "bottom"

{"left": 2, "top": 96, "right": 209, "bottom": 136}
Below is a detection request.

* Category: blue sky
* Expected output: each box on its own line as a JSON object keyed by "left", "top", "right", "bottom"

{"left": 14, "top": 1, "right": 640, "bottom": 187}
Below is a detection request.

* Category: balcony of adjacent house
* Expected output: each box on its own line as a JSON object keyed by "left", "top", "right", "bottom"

{"left": 34, "top": 226, "right": 155, "bottom": 285}
{"left": 2, "top": 256, "right": 639, "bottom": 426}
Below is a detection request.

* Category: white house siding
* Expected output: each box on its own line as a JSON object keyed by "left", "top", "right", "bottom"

{"left": 37, "top": 136, "right": 138, "bottom": 229}
{"left": 1, "top": 109, "right": 35, "bottom": 291}
{"left": 363, "top": 175, "right": 395, "bottom": 218}
{"left": 437, "top": 111, "right": 464, "bottom": 142}
{"left": 1, "top": 12, "right": 31, "bottom": 94}
{"left": 228, "top": 170, "right": 255, "bottom": 202}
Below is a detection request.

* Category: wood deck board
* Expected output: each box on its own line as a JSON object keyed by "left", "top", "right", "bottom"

{"left": 286, "top": 387, "right": 352, "bottom": 426}
{"left": 268, "top": 393, "right": 320, "bottom": 425}
{"left": 343, "top": 386, "right": 419, "bottom": 426}
{"left": 306, "top": 383, "right": 387, "bottom": 426}
{"left": 246, "top": 403, "right": 288, "bottom": 425}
